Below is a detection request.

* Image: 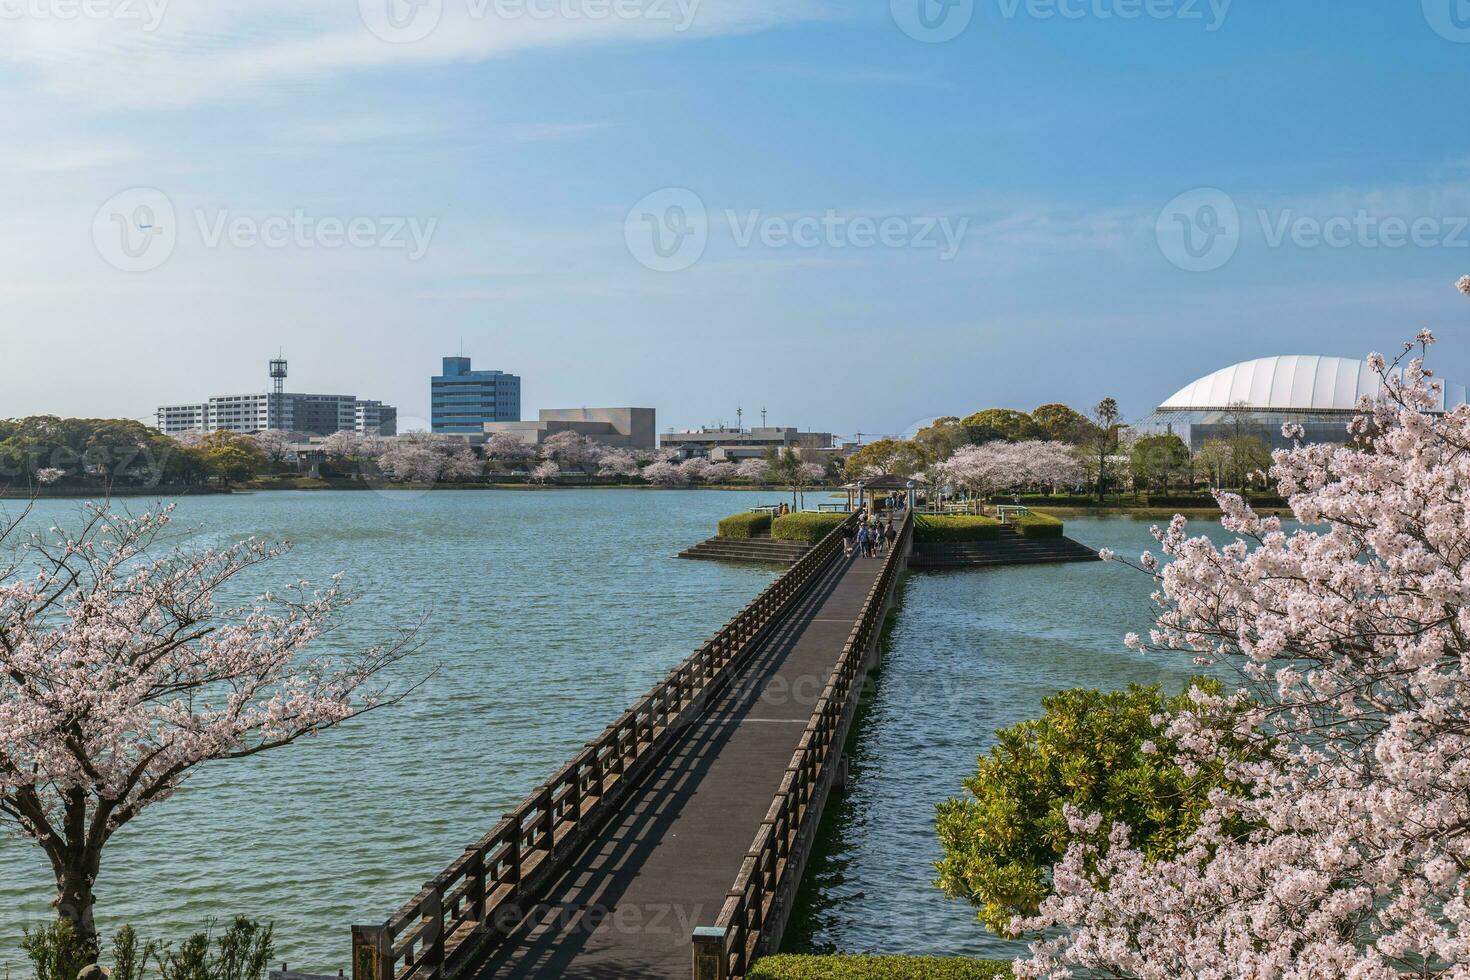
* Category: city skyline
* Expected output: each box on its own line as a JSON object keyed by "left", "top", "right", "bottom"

{"left": 5, "top": 1, "right": 1470, "bottom": 436}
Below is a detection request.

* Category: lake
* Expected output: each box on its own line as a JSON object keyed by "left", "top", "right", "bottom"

{"left": 0, "top": 491, "right": 1208, "bottom": 974}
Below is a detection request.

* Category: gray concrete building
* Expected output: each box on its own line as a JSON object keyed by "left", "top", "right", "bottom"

{"left": 483, "top": 407, "right": 656, "bottom": 449}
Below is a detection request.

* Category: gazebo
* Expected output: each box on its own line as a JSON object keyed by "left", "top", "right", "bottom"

{"left": 841, "top": 474, "right": 919, "bottom": 513}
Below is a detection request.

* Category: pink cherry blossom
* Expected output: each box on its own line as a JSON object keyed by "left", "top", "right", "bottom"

{"left": 1016, "top": 324, "right": 1470, "bottom": 978}
{"left": 0, "top": 503, "right": 418, "bottom": 947}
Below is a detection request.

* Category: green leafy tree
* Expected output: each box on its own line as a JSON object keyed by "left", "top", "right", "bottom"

{"left": 935, "top": 681, "right": 1255, "bottom": 937}
{"left": 1128, "top": 433, "right": 1191, "bottom": 493}
{"left": 841, "top": 438, "right": 925, "bottom": 481}
{"left": 199, "top": 431, "right": 268, "bottom": 486}
{"left": 1029, "top": 404, "right": 1093, "bottom": 444}
{"left": 913, "top": 417, "right": 967, "bottom": 461}
{"left": 958, "top": 409, "right": 1039, "bottom": 444}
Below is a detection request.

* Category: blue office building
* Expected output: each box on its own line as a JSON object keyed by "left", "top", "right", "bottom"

{"left": 431, "top": 356, "right": 522, "bottom": 433}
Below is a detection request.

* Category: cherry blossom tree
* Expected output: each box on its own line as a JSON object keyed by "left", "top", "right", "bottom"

{"left": 318, "top": 431, "right": 371, "bottom": 461}
{"left": 735, "top": 458, "right": 770, "bottom": 484}
{"left": 530, "top": 460, "right": 560, "bottom": 484}
{"left": 0, "top": 503, "right": 419, "bottom": 952}
{"left": 1018, "top": 324, "right": 1470, "bottom": 978}
{"left": 705, "top": 461, "right": 738, "bottom": 484}
{"left": 596, "top": 448, "right": 641, "bottom": 480}
{"left": 374, "top": 436, "right": 444, "bottom": 484}
{"left": 641, "top": 460, "right": 686, "bottom": 487}
{"left": 482, "top": 434, "right": 538, "bottom": 473}
{"left": 541, "top": 431, "right": 604, "bottom": 475}
{"left": 248, "top": 430, "right": 299, "bottom": 468}
{"left": 677, "top": 457, "right": 712, "bottom": 484}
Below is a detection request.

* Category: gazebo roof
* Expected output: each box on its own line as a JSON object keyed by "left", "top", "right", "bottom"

{"left": 844, "top": 474, "right": 917, "bottom": 490}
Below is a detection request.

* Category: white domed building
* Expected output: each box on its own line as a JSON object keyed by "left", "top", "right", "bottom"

{"left": 1134, "top": 355, "right": 1466, "bottom": 451}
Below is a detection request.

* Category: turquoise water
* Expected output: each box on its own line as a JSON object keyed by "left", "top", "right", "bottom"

{"left": 0, "top": 489, "right": 783, "bottom": 974}
{"left": 784, "top": 516, "right": 1231, "bottom": 964}
{"left": 0, "top": 495, "right": 1218, "bottom": 974}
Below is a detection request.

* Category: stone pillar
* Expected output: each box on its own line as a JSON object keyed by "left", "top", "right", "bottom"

{"left": 856, "top": 481, "right": 866, "bottom": 513}
{"left": 692, "top": 927, "right": 729, "bottom": 980}
{"left": 907, "top": 480, "right": 916, "bottom": 512}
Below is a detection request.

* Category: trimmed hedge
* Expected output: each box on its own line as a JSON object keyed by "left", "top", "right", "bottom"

{"left": 1144, "top": 494, "right": 1219, "bottom": 508}
{"left": 915, "top": 514, "right": 1001, "bottom": 542}
{"left": 772, "top": 512, "right": 847, "bottom": 544}
{"left": 1011, "top": 512, "right": 1064, "bottom": 539}
{"left": 718, "top": 511, "right": 773, "bottom": 539}
{"left": 749, "top": 955, "right": 1013, "bottom": 979}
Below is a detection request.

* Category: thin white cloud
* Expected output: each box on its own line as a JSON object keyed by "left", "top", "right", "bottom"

{"left": 500, "top": 121, "right": 612, "bottom": 142}
{"left": 0, "top": 142, "right": 141, "bottom": 174}
{"left": 0, "top": 0, "right": 836, "bottom": 110}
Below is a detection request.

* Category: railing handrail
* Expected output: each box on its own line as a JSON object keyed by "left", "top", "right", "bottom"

{"left": 699, "top": 510, "right": 913, "bottom": 980}
{"left": 353, "top": 511, "right": 860, "bottom": 980}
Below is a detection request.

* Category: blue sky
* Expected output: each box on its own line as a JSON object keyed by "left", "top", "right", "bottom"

{"left": 3, "top": 0, "right": 1470, "bottom": 438}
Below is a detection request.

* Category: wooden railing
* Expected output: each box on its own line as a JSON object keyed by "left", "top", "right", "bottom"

{"left": 352, "top": 513, "right": 858, "bottom": 980}
{"left": 694, "top": 511, "right": 913, "bottom": 980}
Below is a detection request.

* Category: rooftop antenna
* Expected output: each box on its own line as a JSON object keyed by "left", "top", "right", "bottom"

{"left": 269, "top": 352, "right": 288, "bottom": 396}
{"left": 761, "top": 406, "right": 768, "bottom": 427}
{"left": 737, "top": 406, "right": 744, "bottom": 431}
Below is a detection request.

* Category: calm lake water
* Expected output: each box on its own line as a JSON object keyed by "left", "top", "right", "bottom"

{"left": 0, "top": 492, "right": 1214, "bottom": 973}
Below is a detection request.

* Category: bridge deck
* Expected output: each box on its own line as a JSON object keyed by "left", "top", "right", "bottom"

{"left": 470, "top": 549, "right": 879, "bottom": 979}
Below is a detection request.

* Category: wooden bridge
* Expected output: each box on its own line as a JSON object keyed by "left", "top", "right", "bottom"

{"left": 352, "top": 511, "right": 912, "bottom": 980}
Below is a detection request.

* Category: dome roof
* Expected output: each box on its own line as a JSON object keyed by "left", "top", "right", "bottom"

{"left": 1158, "top": 355, "right": 1465, "bottom": 413}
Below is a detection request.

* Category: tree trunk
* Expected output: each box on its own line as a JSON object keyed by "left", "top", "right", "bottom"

{"left": 56, "top": 852, "right": 102, "bottom": 957}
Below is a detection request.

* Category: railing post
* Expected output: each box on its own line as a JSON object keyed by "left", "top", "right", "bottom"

{"left": 465, "top": 846, "right": 487, "bottom": 922}
{"left": 351, "top": 925, "right": 392, "bottom": 980}
{"left": 421, "top": 883, "right": 445, "bottom": 977}
{"left": 692, "top": 926, "right": 729, "bottom": 980}
{"left": 505, "top": 818, "right": 522, "bottom": 885}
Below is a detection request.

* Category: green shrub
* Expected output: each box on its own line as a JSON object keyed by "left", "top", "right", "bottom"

{"left": 717, "top": 511, "right": 773, "bottom": 539}
{"left": 915, "top": 515, "right": 1001, "bottom": 542}
{"left": 159, "top": 918, "right": 274, "bottom": 980}
{"left": 771, "top": 512, "right": 846, "bottom": 544}
{"left": 936, "top": 681, "right": 1260, "bottom": 937}
{"left": 23, "top": 920, "right": 97, "bottom": 980}
{"left": 1009, "top": 512, "right": 1063, "bottom": 538}
{"left": 749, "top": 955, "right": 1012, "bottom": 979}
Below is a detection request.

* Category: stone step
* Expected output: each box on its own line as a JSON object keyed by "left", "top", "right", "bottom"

{"left": 677, "top": 537, "right": 814, "bottom": 566}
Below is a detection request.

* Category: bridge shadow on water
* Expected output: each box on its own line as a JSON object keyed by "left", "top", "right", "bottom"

{"left": 470, "top": 552, "right": 864, "bottom": 980}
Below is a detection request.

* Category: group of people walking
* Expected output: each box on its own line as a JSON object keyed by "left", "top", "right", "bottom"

{"left": 844, "top": 512, "right": 896, "bottom": 559}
